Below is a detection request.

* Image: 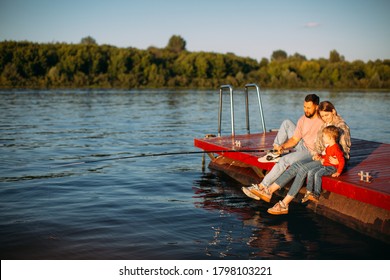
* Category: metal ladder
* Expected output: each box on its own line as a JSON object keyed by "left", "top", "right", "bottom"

{"left": 217, "top": 83, "right": 266, "bottom": 137}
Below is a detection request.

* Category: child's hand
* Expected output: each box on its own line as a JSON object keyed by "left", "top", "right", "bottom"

{"left": 312, "top": 154, "right": 321, "bottom": 161}
{"left": 331, "top": 172, "right": 340, "bottom": 177}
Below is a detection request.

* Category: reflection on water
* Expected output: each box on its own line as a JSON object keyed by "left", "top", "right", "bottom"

{"left": 0, "top": 89, "right": 389, "bottom": 260}
{"left": 193, "top": 170, "right": 389, "bottom": 260}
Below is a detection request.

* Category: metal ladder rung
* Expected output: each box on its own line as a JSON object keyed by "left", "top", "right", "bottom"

{"left": 218, "top": 83, "right": 266, "bottom": 137}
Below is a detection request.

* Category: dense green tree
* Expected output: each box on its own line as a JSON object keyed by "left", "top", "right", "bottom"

{"left": 0, "top": 39, "right": 389, "bottom": 90}
{"left": 329, "top": 50, "right": 342, "bottom": 63}
{"left": 80, "top": 36, "right": 97, "bottom": 45}
{"left": 259, "top": 58, "right": 269, "bottom": 68}
{"left": 289, "top": 53, "right": 307, "bottom": 61}
{"left": 271, "top": 50, "right": 288, "bottom": 61}
{"left": 166, "top": 35, "right": 186, "bottom": 53}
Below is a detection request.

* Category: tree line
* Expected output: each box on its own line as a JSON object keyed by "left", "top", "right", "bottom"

{"left": 1, "top": 35, "right": 389, "bottom": 89}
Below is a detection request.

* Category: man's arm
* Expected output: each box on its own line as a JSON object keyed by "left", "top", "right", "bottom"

{"left": 274, "top": 136, "right": 300, "bottom": 154}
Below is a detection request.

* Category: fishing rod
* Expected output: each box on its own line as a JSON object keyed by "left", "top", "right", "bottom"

{"left": 53, "top": 148, "right": 275, "bottom": 168}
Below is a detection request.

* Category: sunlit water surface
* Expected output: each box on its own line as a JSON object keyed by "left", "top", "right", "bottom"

{"left": 0, "top": 89, "right": 389, "bottom": 259}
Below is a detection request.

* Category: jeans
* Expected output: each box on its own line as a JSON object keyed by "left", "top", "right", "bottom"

{"left": 306, "top": 165, "right": 336, "bottom": 196}
{"left": 273, "top": 119, "right": 306, "bottom": 152}
{"left": 261, "top": 119, "right": 310, "bottom": 187}
{"left": 274, "top": 159, "right": 317, "bottom": 197}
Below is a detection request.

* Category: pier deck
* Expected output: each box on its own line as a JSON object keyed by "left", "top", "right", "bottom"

{"left": 194, "top": 132, "right": 390, "bottom": 211}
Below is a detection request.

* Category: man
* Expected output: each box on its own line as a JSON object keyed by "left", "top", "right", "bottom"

{"left": 242, "top": 94, "right": 323, "bottom": 200}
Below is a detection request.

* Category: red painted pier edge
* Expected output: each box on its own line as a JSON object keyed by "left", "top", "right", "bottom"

{"left": 194, "top": 132, "right": 390, "bottom": 243}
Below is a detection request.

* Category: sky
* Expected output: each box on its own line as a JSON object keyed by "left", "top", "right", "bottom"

{"left": 1, "top": 0, "right": 389, "bottom": 62}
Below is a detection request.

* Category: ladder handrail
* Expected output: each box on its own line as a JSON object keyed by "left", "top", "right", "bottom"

{"left": 217, "top": 83, "right": 266, "bottom": 137}
{"left": 218, "top": 85, "right": 235, "bottom": 137}
{"left": 244, "top": 83, "right": 266, "bottom": 135}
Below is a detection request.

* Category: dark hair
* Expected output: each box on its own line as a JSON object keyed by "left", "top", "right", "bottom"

{"left": 322, "top": 125, "right": 340, "bottom": 141}
{"left": 305, "top": 94, "right": 320, "bottom": 105}
{"left": 318, "top": 101, "right": 337, "bottom": 114}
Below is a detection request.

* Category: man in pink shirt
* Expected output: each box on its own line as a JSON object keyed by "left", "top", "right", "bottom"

{"left": 242, "top": 94, "right": 323, "bottom": 200}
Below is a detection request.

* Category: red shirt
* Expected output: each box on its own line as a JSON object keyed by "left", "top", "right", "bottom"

{"left": 322, "top": 143, "right": 345, "bottom": 174}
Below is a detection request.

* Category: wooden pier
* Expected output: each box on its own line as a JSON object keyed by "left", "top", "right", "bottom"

{"left": 194, "top": 132, "right": 390, "bottom": 243}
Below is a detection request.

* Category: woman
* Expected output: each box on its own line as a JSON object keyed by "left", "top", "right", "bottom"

{"left": 254, "top": 101, "right": 351, "bottom": 215}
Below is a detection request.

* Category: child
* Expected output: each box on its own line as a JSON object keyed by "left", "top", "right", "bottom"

{"left": 301, "top": 125, "right": 345, "bottom": 203}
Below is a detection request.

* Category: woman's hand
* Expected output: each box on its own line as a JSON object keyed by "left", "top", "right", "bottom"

{"left": 329, "top": 156, "right": 339, "bottom": 165}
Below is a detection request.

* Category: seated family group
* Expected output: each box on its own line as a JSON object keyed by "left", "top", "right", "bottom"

{"left": 242, "top": 94, "right": 351, "bottom": 215}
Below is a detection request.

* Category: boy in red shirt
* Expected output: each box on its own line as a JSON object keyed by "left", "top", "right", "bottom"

{"left": 302, "top": 125, "right": 345, "bottom": 203}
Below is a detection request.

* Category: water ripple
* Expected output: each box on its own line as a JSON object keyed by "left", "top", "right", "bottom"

{"left": 0, "top": 89, "right": 389, "bottom": 260}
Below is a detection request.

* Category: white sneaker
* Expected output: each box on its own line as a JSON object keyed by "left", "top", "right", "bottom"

{"left": 258, "top": 151, "right": 280, "bottom": 163}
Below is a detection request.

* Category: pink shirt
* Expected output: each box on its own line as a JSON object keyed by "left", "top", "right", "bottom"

{"left": 293, "top": 115, "right": 324, "bottom": 154}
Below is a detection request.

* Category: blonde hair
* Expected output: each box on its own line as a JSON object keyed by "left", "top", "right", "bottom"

{"left": 322, "top": 125, "right": 340, "bottom": 141}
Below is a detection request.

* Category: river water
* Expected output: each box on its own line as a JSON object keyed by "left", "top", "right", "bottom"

{"left": 0, "top": 89, "right": 389, "bottom": 260}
